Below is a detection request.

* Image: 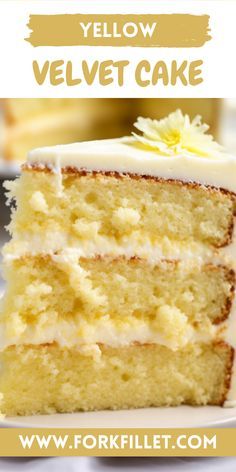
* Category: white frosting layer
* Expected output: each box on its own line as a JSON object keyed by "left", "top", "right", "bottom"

{"left": 3, "top": 234, "right": 215, "bottom": 262}
{"left": 0, "top": 317, "right": 218, "bottom": 352}
{"left": 28, "top": 137, "right": 236, "bottom": 194}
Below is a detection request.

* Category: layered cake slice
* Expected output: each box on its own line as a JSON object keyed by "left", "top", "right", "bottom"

{"left": 0, "top": 110, "right": 236, "bottom": 415}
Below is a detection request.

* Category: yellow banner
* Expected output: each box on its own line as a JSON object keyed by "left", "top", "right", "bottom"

{"left": 26, "top": 14, "right": 211, "bottom": 48}
{"left": 0, "top": 428, "right": 235, "bottom": 456}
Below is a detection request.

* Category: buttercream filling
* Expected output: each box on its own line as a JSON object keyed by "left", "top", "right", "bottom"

{"left": 0, "top": 316, "right": 219, "bottom": 351}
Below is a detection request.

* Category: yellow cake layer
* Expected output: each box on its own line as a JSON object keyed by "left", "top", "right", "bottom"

{"left": 0, "top": 343, "right": 232, "bottom": 415}
{"left": 4, "top": 171, "right": 235, "bottom": 258}
{"left": 1, "top": 255, "right": 234, "bottom": 349}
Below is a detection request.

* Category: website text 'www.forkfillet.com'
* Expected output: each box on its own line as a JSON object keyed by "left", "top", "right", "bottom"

{"left": 18, "top": 432, "right": 217, "bottom": 452}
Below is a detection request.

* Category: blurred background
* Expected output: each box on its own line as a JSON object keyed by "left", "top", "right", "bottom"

{"left": 0, "top": 97, "right": 235, "bottom": 292}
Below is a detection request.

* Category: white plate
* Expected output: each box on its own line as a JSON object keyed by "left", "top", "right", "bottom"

{"left": 2, "top": 406, "right": 236, "bottom": 428}
{"left": 0, "top": 160, "right": 20, "bottom": 179}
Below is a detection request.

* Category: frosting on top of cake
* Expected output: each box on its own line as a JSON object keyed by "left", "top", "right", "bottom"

{"left": 27, "top": 136, "right": 236, "bottom": 193}
{"left": 27, "top": 110, "right": 236, "bottom": 194}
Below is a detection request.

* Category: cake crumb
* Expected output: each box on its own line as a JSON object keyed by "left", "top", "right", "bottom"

{"left": 30, "top": 191, "right": 48, "bottom": 213}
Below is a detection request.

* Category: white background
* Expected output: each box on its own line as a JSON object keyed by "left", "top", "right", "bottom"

{"left": 0, "top": 0, "right": 235, "bottom": 97}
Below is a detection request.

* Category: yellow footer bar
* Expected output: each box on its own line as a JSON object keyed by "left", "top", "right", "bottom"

{"left": 0, "top": 428, "right": 235, "bottom": 456}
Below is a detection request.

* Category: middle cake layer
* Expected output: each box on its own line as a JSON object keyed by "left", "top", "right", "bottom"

{"left": 1, "top": 255, "right": 234, "bottom": 349}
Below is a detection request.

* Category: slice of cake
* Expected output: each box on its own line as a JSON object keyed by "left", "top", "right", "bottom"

{"left": 0, "top": 110, "right": 236, "bottom": 416}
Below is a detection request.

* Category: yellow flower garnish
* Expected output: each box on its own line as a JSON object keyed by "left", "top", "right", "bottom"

{"left": 132, "top": 109, "right": 223, "bottom": 157}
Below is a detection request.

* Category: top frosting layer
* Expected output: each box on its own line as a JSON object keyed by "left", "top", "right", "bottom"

{"left": 27, "top": 136, "right": 236, "bottom": 193}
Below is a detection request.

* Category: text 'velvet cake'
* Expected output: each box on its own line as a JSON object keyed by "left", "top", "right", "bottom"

{"left": 0, "top": 110, "right": 236, "bottom": 415}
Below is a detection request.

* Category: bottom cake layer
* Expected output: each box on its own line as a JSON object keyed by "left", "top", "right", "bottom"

{"left": 0, "top": 343, "right": 233, "bottom": 415}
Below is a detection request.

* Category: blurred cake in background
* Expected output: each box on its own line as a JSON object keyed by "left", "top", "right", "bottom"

{"left": 1, "top": 99, "right": 131, "bottom": 162}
